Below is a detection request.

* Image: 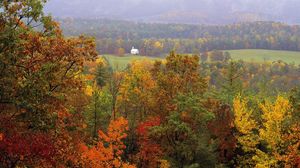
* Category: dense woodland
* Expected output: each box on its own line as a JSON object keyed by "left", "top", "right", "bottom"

{"left": 1, "top": 1, "right": 300, "bottom": 168}
{"left": 60, "top": 18, "right": 300, "bottom": 56}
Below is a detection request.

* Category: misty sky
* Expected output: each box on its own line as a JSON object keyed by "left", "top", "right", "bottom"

{"left": 44, "top": 0, "right": 300, "bottom": 24}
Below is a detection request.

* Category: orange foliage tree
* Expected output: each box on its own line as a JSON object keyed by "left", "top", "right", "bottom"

{"left": 81, "top": 117, "right": 135, "bottom": 168}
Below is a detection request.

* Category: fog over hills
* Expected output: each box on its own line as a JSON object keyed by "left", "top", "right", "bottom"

{"left": 44, "top": 0, "right": 300, "bottom": 24}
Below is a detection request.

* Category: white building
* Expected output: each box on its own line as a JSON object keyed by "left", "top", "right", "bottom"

{"left": 131, "top": 47, "right": 139, "bottom": 55}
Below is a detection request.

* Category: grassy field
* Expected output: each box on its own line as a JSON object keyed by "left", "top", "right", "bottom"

{"left": 103, "top": 54, "right": 162, "bottom": 69}
{"left": 103, "top": 50, "right": 300, "bottom": 69}
{"left": 227, "top": 49, "right": 300, "bottom": 64}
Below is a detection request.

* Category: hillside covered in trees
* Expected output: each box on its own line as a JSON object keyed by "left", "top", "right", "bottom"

{"left": 59, "top": 18, "right": 300, "bottom": 56}
{"left": 1, "top": 1, "right": 300, "bottom": 168}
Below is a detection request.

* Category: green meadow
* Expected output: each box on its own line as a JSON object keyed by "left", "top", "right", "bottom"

{"left": 227, "top": 49, "right": 300, "bottom": 64}
{"left": 103, "top": 49, "right": 300, "bottom": 69}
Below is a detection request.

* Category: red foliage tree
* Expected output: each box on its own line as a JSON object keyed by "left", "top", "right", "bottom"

{"left": 135, "top": 117, "right": 163, "bottom": 168}
{"left": 208, "top": 104, "right": 237, "bottom": 163}
{"left": 0, "top": 131, "right": 56, "bottom": 167}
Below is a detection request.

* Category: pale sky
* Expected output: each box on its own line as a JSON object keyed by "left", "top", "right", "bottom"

{"left": 44, "top": 0, "right": 300, "bottom": 24}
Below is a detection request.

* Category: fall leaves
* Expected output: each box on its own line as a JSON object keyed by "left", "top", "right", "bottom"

{"left": 81, "top": 117, "right": 135, "bottom": 168}
{"left": 1, "top": 0, "right": 300, "bottom": 167}
{"left": 233, "top": 96, "right": 300, "bottom": 167}
{"left": 0, "top": 0, "right": 98, "bottom": 167}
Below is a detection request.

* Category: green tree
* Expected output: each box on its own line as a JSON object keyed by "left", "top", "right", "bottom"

{"left": 85, "top": 86, "right": 112, "bottom": 138}
{"left": 95, "top": 57, "right": 112, "bottom": 88}
{"left": 219, "top": 61, "right": 244, "bottom": 104}
{"left": 151, "top": 93, "right": 216, "bottom": 167}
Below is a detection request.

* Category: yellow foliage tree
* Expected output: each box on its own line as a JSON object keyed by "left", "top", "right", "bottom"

{"left": 159, "top": 160, "right": 171, "bottom": 168}
{"left": 259, "top": 96, "right": 290, "bottom": 147}
{"left": 234, "top": 96, "right": 295, "bottom": 167}
{"left": 233, "top": 96, "right": 259, "bottom": 167}
{"left": 119, "top": 60, "right": 156, "bottom": 121}
{"left": 154, "top": 41, "right": 163, "bottom": 50}
{"left": 254, "top": 96, "right": 291, "bottom": 167}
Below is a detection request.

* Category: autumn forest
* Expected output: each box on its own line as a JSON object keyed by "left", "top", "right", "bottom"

{"left": 1, "top": 1, "right": 300, "bottom": 168}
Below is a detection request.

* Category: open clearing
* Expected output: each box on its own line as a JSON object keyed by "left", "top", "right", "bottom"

{"left": 103, "top": 50, "right": 300, "bottom": 69}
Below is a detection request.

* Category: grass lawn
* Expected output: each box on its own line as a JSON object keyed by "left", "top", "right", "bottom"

{"left": 102, "top": 50, "right": 300, "bottom": 69}
{"left": 227, "top": 49, "right": 300, "bottom": 64}
{"left": 102, "top": 54, "right": 162, "bottom": 69}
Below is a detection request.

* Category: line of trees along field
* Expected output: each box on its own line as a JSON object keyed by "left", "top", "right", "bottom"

{"left": 1, "top": 1, "right": 300, "bottom": 168}
{"left": 60, "top": 18, "right": 300, "bottom": 56}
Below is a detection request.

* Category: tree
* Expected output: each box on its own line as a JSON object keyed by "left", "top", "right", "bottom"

{"left": 149, "top": 93, "right": 216, "bottom": 168}
{"left": 151, "top": 52, "right": 207, "bottom": 117}
{"left": 116, "top": 48, "right": 126, "bottom": 56}
{"left": 233, "top": 96, "right": 259, "bottom": 167}
{"left": 95, "top": 57, "right": 125, "bottom": 121}
{"left": 0, "top": 0, "right": 97, "bottom": 166}
{"left": 0, "top": 132, "right": 55, "bottom": 168}
{"left": 119, "top": 60, "right": 157, "bottom": 123}
{"left": 109, "top": 71, "right": 124, "bottom": 120}
{"left": 134, "top": 117, "right": 163, "bottom": 168}
{"left": 85, "top": 85, "right": 112, "bottom": 138}
{"left": 219, "top": 61, "right": 244, "bottom": 104}
{"left": 80, "top": 117, "right": 135, "bottom": 168}
{"left": 95, "top": 57, "right": 112, "bottom": 88}
{"left": 152, "top": 41, "right": 164, "bottom": 56}
{"left": 208, "top": 104, "right": 236, "bottom": 164}
{"left": 0, "top": 0, "right": 97, "bottom": 128}
{"left": 233, "top": 96, "right": 299, "bottom": 167}
{"left": 281, "top": 124, "right": 300, "bottom": 167}
{"left": 209, "top": 50, "right": 225, "bottom": 62}
{"left": 254, "top": 96, "right": 291, "bottom": 167}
